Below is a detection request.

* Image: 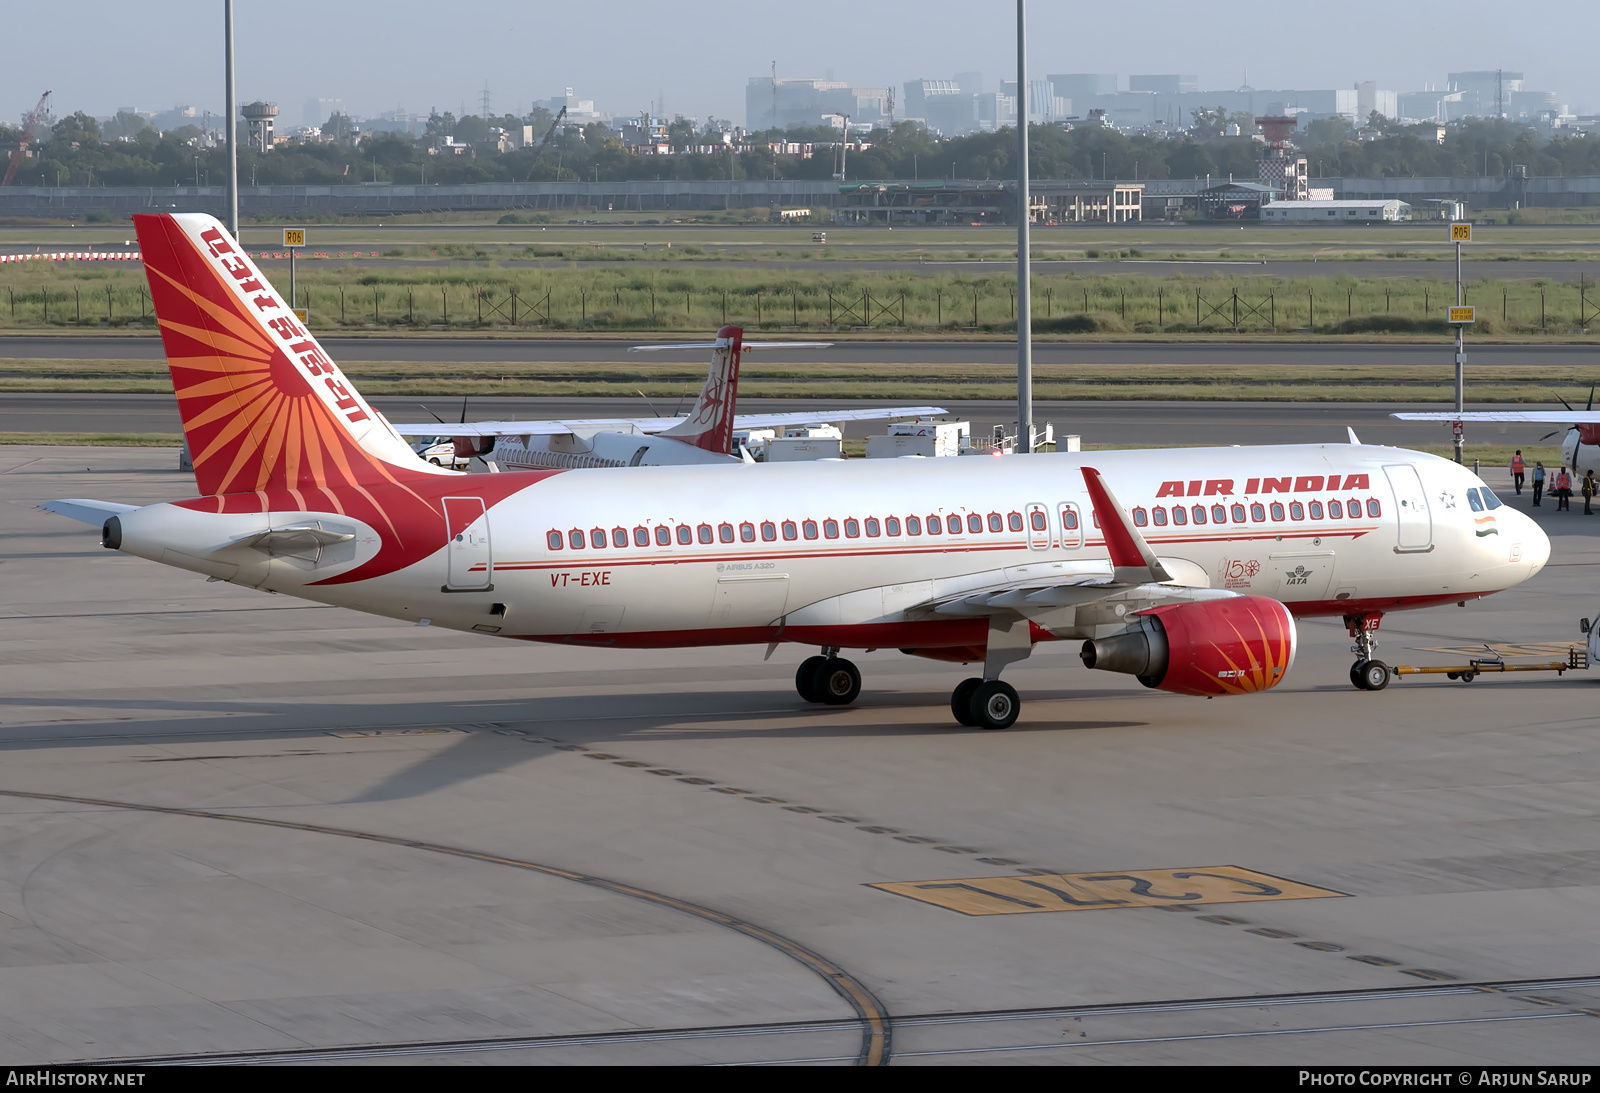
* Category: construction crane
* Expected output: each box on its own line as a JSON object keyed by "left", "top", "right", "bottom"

{"left": 537, "top": 105, "right": 567, "bottom": 150}
{"left": 3, "top": 91, "right": 53, "bottom": 188}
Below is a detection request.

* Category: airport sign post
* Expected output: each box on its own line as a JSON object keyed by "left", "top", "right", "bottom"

{"left": 284, "top": 228, "right": 306, "bottom": 322}
{"left": 1450, "top": 222, "right": 1471, "bottom": 463}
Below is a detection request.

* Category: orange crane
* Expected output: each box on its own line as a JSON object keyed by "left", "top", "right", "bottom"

{"left": 3, "top": 91, "right": 53, "bottom": 187}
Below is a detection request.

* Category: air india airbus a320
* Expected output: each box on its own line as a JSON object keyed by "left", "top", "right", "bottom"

{"left": 44, "top": 214, "right": 1550, "bottom": 729}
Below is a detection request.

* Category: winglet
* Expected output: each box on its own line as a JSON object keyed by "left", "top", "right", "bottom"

{"left": 1080, "top": 467, "right": 1173, "bottom": 584}
{"left": 1347, "top": 427, "right": 1361, "bottom": 445}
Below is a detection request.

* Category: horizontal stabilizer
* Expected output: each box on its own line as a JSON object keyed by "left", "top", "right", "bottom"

{"left": 40, "top": 499, "right": 137, "bottom": 526}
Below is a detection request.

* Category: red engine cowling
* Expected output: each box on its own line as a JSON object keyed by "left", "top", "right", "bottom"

{"left": 1079, "top": 595, "right": 1297, "bottom": 696}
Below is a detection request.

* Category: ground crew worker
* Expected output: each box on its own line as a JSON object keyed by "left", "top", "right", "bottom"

{"left": 1556, "top": 465, "right": 1573, "bottom": 511}
{"left": 1533, "top": 461, "right": 1546, "bottom": 506}
{"left": 1511, "top": 450, "right": 1526, "bottom": 494}
{"left": 1585, "top": 470, "right": 1596, "bottom": 515}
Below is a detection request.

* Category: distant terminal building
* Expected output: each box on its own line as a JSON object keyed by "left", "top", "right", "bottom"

{"left": 1262, "top": 199, "right": 1411, "bottom": 222}
{"left": 836, "top": 181, "right": 1007, "bottom": 224}
{"left": 1033, "top": 182, "right": 1144, "bottom": 223}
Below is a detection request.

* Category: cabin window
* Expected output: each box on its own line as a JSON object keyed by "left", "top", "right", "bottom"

{"left": 988, "top": 513, "right": 1004, "bottom": 532}
{"left": 569, "top": 529, "right": 586, "bottom": 549}
{"left": 634, "top": 526, "right": 650, "bottom": 547}
{"left": 1008, "top": 512, "right": 1024, "bottom": 532}
{"left": 740, "top": 522, "right": 756, "bottom": 542}
{"left": 1171, "top": 506, "right": 1187, "bottom": 526}
{"left": 844, "top": 518, "right": 860, "bottom": 538}
{"left": 612, "top": 527, "right": 628, "bottom": 548}
{"left": 677, "top": 525, "right": 692, "bottom": 545}
{"left": 1250, "top": 504, "right": 1266, "bottom": 522}
{"left": 1231, "top": 504, "right": 1246, "bottom": 523}
{"left": 761, "top": 521, "right": 777, "bottom": 542}
{"left": 655, "top": 526, "right": 671, "bottom": 546}
{"left": 719, "top": 522, "right": 735, "bottom": 543}
{"left": 1347, "top": 497, "right": 1361, "bottom": 517}
{"left": 1191, "top": 505, "right": 1206, "bottom": 525}
{"left": 782, "top": 520, "right": 798, "bottom": 541}
{"left": 1152, "top": 507, "right": 1168, "bottom": 526}
{"left": 1269, "top": 502, "right": 1284, "bottom": 521}
{"left": 1209, "top": 504, "right": 1225, "bottom": 524}
{"left": 1328, "top": 500, "right": 1343, "bottom": 518}
{"left": 1132, "top": 507, "right": 1148, "bottom": 527}
{"left": 592, "top": 527, "right": 608, "bottom": 548}
{"left": 1030, "top": 511, "right": 1046, "bottom": 531}
{"left": 823, "top": 519, "right": 840, "bottom": 539}
{"left": 1062, "top": 509, "right": 1079, "bottom": 530}
{"left": 803, "top": 519, "right": 819, "bottom": 540}
{"left": 886, "top": 516, "right": 902, "bottom": 535}
{"left": 967, "top": 513, "right": 983, "bottom": 534}
{"left": 1367, "top": 498, "right": 1381, "bottom": 517}
{"left": 907, "top": 516, "right": 922, "bottom": 535}
{"left": 698, "top": 523, "right": 713, "bottom": 544}
{"left": 925, "top": 515, "right": 941, "bottom": 536}
{"left": 865, "top": 517, "right": 881, "bottom": 537}
{"left": 547, "top": 530, "right": 564, "bottom": 550}
{"left": 1309, "top": 500, "right": 1324, "bottom": 520}
{"left": 1289, "top": 501, "right": 1304, "bottom": 521}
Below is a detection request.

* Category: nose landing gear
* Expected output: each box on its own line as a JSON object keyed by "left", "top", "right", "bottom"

{"left": 1346, "top": 612, "right": 1390, "bottom": 691}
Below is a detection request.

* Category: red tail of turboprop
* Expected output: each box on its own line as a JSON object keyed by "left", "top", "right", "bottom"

{"left": 657, "top": 325, "right": 743, "bottom": 454}
{"left": 133, "top": 213, "right": 443, "bottom": 497}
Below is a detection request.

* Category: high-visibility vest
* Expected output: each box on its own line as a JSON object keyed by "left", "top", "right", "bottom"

{"left": 1511, "top": 454, "right": 1525, "bottom": 474}
{"left": 1557, "top": 471, "right": 1572, "bottom": 491}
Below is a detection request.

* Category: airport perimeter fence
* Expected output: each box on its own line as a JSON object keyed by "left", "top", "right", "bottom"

{"left": 4, "top": 272, "right": 1600, "bottom": 336}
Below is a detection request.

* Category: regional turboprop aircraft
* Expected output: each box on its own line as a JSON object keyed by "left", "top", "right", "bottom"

{"left": 387, "top": 339, "right": 945, "bottom": 471}
{"left": 42, "top": 214, "right": 1551, "bottom": 729}
{"left": 1393, "top": 405, "right": 1600, "bottom": 479}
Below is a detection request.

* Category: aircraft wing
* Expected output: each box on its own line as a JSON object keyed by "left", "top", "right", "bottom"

{"left": 1392, "top": 411, "right": 1600, "bottom": 424}
{"left": 731, "top": 406, "right": 948, "bottom": 429}
{"left": 389, "top": 418, "right": 664, "bottom": 438}
{"left": 389, "top": 407, "right": 950, "bottom": 439}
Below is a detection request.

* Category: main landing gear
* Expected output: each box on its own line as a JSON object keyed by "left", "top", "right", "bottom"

{"left": 795, "top": 650, "right": 861, "bottom": 706}
{"left": 1346, "top": 612, "right": 1391, "bottom": 691}
{"left": 950, "top": 677, "right": 1020, "bottom": 731}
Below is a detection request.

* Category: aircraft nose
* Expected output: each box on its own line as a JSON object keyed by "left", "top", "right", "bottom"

{"left": 1521, "top": 511, "right": 1551, "bottom": 576}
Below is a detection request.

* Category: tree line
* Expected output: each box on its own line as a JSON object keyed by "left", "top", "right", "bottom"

{"left": 4, "top": 107, "right": 1598, "bottom": 190}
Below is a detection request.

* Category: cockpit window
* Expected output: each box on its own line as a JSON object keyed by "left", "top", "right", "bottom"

{"left": 1481, "top": 487, "right": 1503, "bottom": 510}
{"left": 1466, "top": 488, "right": 1484, "bottom": 512}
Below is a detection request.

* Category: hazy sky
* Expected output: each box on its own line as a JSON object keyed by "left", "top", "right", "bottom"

{"left": 6, "top": 1, "right": 1592, "bottom": 124}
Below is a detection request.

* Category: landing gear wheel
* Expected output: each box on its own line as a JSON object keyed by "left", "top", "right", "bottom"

{"left": 968, "top": 680, "right": 1021, "bottom": 731}
{"left": 796, "top": 656, "right": 828, "bottom": 703}
{"left": 1356, "top": 660, "right": 1391, "bottom": 691}
{"left": 1350, "top": 661, "right": 1368, "bottom": 689}
{"left": 950, "top": 677, "right": 983, "bottom": 727}
{"left": 815, "top": 658, "right": 861, "bottom": 706}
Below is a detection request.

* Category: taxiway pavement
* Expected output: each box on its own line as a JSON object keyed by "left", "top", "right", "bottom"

{"left": 1, "top": 447, "right": 1598, "bottom": 1064}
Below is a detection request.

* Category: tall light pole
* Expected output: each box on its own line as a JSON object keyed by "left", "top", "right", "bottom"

{"left": 225, "top": 0, "right": 238, "bottom": 240}
{"left": 1015, "top": 0, "right": 1032, "bottom": 453}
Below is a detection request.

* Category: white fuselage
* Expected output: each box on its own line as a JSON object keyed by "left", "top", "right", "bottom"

{"left": 491, "top": 429, "right": 734, "bottom": 471}
{"left": 114, "top": 444, "right": 1549, "bottom": 650}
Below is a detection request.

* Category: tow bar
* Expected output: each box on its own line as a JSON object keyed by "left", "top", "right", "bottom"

{"left": 1395, "top": 645, "right": 1588, "bottom": 683}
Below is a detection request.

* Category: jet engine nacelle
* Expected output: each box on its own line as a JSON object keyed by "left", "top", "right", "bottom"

{"left": 1079, "top": 595, "right": 1297, "bottom": 696}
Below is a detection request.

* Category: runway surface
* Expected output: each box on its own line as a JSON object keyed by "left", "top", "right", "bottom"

{"left": 2, "top": 447, "right": 1600, "bottom": 1063}
{"left": 2, "top": 335, "right": 1595, "bottom": 369}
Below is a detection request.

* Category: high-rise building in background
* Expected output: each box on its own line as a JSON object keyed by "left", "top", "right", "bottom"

{"left": 1129, "top": 75, "right": 1197, "bottom": 95}
{"left": 744, "top": 77, "right": 890, "bottom": 131}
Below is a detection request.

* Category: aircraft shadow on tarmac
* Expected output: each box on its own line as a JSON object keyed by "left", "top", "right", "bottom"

{"left": 0, "top": 688, "right": 1146, "bottom": 804}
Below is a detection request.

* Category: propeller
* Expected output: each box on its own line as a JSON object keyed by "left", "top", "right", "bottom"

{"left": 637, "top": 389, "right": 663, "bottom": 417}
{"left": 418, "top": 403, "right": 447, "bottom": 425}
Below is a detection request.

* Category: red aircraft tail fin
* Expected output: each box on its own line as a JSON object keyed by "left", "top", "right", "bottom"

{"left": 658, "top": 325, "right": 742, "bottom": 454}
{"left": 133, "top": 213, "right": 440, "bottom": 496}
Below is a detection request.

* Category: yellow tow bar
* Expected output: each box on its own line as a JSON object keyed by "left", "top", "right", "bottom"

{"left": 1395, "top": 647, "right": 1588, "bottom": 683}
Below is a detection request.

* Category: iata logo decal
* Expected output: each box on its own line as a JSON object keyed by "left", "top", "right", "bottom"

{"left": 1283, "top": 564, "right": 1312, "bottom": 587}
{"left": 1220, "top": 558, "right": 1260, "bottom": 589}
